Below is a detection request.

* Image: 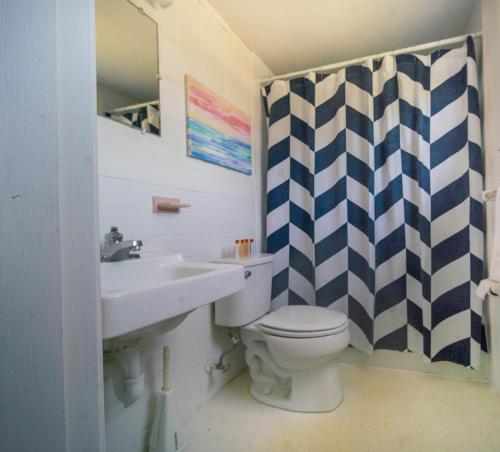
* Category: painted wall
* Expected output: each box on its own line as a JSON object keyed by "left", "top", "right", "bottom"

{"left": 467, "top": 0, "right": 482, "bottom": 32}
{"left": 481, "top": 1, "right": 500, "bottom": 258}
{"left": 96, "top": 83, "right": 139, "bottom": 115}
{"left": 480, "top": 0, "right": 500, "bottom": 394}
{"left": 0, "top": 0, "right": 104, "bottom": 451}
{"left": 97, "top": 1, "right": 272, "bottom": 451}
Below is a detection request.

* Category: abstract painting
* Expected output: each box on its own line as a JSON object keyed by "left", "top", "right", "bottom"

{"left": 185, "top": 75, "right": 252, "bottom": 175}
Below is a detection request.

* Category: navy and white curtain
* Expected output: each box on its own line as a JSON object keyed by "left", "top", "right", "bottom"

{"left": 263, "top": 37, "right": 484, "bottom": 368}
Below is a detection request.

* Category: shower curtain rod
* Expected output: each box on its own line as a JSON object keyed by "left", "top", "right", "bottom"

{"left": 260, "top": 31, "right": 482, "bottom": 85}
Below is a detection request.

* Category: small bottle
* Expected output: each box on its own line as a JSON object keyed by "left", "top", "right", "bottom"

{"left": 243, "top": 239, "right": 249, "bottom": 259}
{"left": 235, "top": 240, "right": 241, "bottom": 259}
{"left": 250, "top": 239, "right": 254, "bottom": 257}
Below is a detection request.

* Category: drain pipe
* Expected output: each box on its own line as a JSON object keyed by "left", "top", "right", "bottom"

{"left": 118, "top": 339, "right": 145, "bottom": 405}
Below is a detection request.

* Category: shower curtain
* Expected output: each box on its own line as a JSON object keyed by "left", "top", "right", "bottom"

{"left": 263, "top": 37, "right": 484, "bottom": 368}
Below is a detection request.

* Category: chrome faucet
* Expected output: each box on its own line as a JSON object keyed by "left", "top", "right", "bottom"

{"left": 100, "top": 226, "right": 143, "bottom": 262}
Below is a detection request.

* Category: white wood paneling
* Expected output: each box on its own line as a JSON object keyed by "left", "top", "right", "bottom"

{"left": 0, "top": 0, "right": 104, "bottom": 451}
{"left": 98, "top": 1, "right": 273, "bottom": 451}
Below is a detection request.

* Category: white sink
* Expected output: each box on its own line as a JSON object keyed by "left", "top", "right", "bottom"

{"left": 101, "top": 254, "right": 244, "bottom": 340}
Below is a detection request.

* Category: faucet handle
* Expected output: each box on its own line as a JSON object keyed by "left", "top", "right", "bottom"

{"left": 105, "top": 226, "right": 123, "bottom": 243}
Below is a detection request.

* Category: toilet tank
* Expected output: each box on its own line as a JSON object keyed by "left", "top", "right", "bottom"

{"left": 213, "top": 254, "right": 274, "bottom": 327}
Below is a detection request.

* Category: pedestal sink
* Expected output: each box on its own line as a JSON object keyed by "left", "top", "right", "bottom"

{"left": 101, "top": 254, "right": 244, "bottom": 339}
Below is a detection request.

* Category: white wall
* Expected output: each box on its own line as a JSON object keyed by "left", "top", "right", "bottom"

{"left": 480, "top": 0, "right": 500, "bottom": 394}
{"left": 481, "top": 1, "right": 500, "bottom": 256}
{"left": 251, "top": 55, "right": 272, "bottom": 253}
{"left": 97, "top": 1, "right": 272, "bottom": 451}
{"left": 0, "top": 0, "right": 104, "bottom": 451}
{"left": 468, "top": 0, "right": 482, "bottom": 32}
{"left": 96, "top": 83, "right": 139, "bottom": 115}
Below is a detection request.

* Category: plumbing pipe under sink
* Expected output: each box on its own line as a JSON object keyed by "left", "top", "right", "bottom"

{"left": 119, "top": 340, "right": 145, "bottom": 405}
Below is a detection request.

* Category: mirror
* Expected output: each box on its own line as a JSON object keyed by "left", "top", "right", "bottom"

{"left": 96, "top": 0, "right": 160, "bottom": 136}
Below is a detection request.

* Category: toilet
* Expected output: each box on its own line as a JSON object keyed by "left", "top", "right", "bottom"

{"left": 214, "top": 254, "right": 350, "bottom": 412}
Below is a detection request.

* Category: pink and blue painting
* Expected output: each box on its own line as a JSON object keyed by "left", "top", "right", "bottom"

{"left": 185, "top": 75, "right": 252, "bottom": 175}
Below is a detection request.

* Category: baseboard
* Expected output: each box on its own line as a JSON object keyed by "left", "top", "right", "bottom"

{"left": 338, "top": 348, "right": 490, "bottom": 383}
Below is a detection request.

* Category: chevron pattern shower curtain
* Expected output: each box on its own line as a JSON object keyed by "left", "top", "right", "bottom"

{"left": 263, "top": 38, "right": 484, "bottom": 368}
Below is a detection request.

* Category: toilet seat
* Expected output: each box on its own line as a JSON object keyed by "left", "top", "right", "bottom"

{"left": 258, "top": 323, "right": 348, "bottom": 338}
{"left": 258, "top": 305, "right": 348, "bottom": 338}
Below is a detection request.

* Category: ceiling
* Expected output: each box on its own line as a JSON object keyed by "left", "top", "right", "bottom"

{"left": 207, "top": 0, "right": 479, "bottom": 75}
{"left": 96, "top": 0, "right": 159, "bottom": 101}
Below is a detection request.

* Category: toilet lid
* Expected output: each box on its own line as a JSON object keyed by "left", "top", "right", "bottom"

{"left": 258, "top": 323, "right": 348, "bottom": 338}
{"left": 259, "top": 305, "right": 348, "bottom": 335}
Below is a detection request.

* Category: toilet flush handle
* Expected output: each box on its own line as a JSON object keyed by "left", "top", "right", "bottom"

{"left": 245, "top": 270, "right": 252, "bottom": 279}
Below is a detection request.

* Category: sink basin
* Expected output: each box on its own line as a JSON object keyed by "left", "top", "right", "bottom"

{"left": 101, "top": 253, "right": 244, "bottom": 339}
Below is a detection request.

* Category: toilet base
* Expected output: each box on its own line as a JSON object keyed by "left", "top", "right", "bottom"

{"left": 249, "top": 362, "right": 344, "bottom": 413}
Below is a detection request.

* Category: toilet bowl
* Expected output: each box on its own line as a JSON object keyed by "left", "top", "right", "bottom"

{"left": 241, "top": 305, "right": 349, "bottom": 412}
{"left": 214, "top": 254, "right": 350, "bottom": 412}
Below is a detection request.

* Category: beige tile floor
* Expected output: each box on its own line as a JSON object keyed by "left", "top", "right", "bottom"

{"left": 185, "top": 364, "right": 500, "bottom": 452}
